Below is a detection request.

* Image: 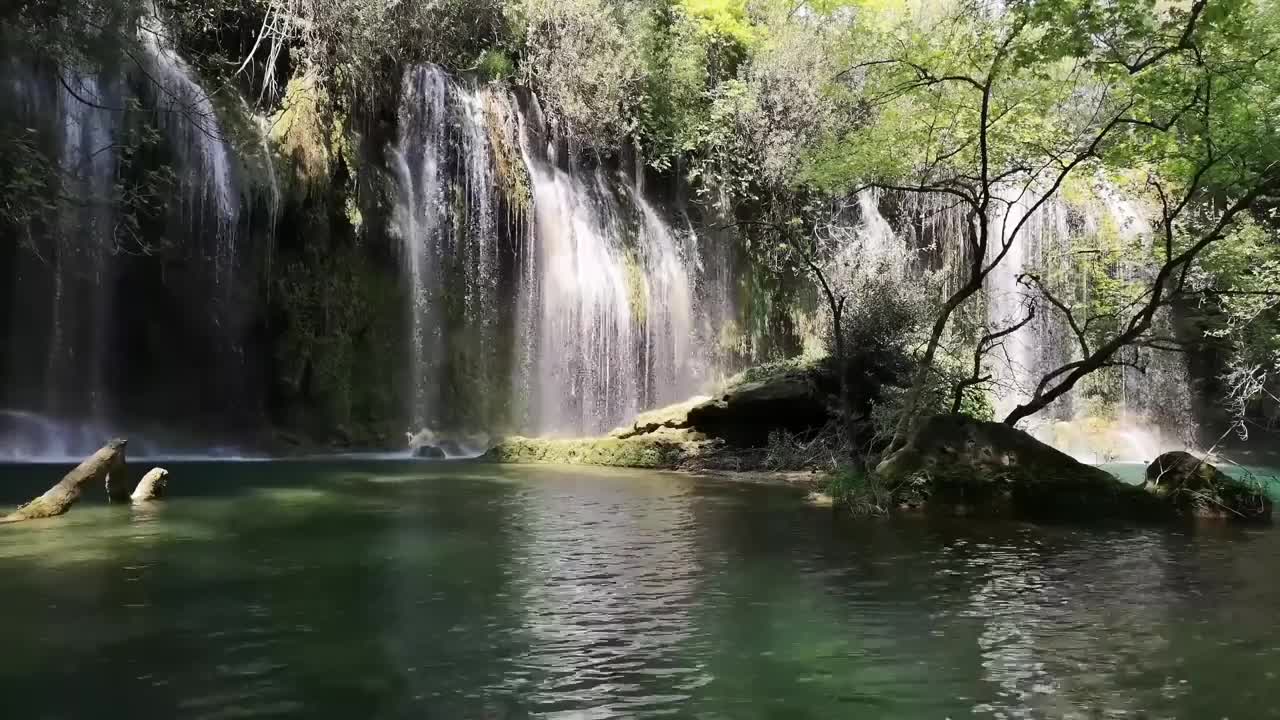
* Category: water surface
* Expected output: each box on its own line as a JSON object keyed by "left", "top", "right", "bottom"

{"left": 1, "top": 460, "right": 1278, "bottom": 719}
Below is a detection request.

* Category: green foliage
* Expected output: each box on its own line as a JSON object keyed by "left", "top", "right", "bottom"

{"left": 0, "top": 127, "right": 57, "bottom": 249}
{"left": 728, "top": 354, "right": 821, "bottom": 386}
{"left": 511, "top": 0, "right": 644, "bottom": 144}
{"left": 824, "top": 467, "right": 891, "bottom": 517}
{"left": 476, "top": 49, "right": 516, "bottom": 82}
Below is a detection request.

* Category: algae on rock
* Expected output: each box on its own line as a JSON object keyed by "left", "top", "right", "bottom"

{"left": 483, "top": 435, "right": 716, "bottom": 469}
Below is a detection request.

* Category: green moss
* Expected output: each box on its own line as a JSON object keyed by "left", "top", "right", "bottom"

{"left": 482, "top": 436, "right": 710, "bottom": 469}
{"left": 270, "top": 73, "right": 334, "bottom": 195}
{"left": 727, "top": 354, "right": 825, "bottom": 387}
{"left": 622, "top": 250, "right": 648, "bottom": 322}
{"left": 344, "top": 195, "right": 363, "bottom": 232}
{"left": 274, "top": 238, "right": 404, "bottom": 445}
{"left": 476, "top": 49, "right": 515, "bottom": 82}
{"left": 483, "top": 94, "right": 532, "bottom": 212}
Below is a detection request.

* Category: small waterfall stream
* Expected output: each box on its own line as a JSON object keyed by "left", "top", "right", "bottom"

{"left": 515, "top": 91, "right": 708, "bottom": 434}
{"left": 391, "top": 66, "right": 508, "bottom": 432}
{"left": 981, "top": 186, "right": 1194, "bottom": 462}
{"left": 137, "top": 16, "right": 241, "bottom": 287}
{"left": 48, "top": 71, "right": 125, "bottom": 419}
{"left": 1, "top": 16, "right": 259, "bottom": 460}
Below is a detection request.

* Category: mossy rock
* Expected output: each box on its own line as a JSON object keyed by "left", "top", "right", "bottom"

{"left": 609, "top": 395, "right": 710, "bottom": 439}
{"left": 1144, "top": 451, "right": 1272, "bottom": 521}
{"left": 686, "top": 357, "right": 835, "bottom": 446}
{"left": 481, "top": 435, "right": 716, "bottom": 469}
{"left": 876, "top": 415, "right": 1168, "bottom": 522}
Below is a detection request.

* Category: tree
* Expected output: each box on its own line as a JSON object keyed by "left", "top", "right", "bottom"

{"left": 802, "top": 0, "right": 1280, "bottom": 454}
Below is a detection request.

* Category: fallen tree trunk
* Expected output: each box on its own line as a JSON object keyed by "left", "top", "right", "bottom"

{"left": 1, "top": 439, "right": 128, "bottom": 524}
{"left": 131, "top": 467, "right": 169, "bottom": 502}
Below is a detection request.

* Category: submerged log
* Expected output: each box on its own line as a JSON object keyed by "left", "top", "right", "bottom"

{"left": 1, "top": 439, "right": 128, "bottom": 524}
{"left": 131, "top": 467, "right": 170, "bottom": 502}
{"left": 105, "top": 443, "right": 133, "bottom": 503}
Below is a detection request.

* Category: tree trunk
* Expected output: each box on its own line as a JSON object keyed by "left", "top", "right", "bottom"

{"left": 886, "top": 284, "right": 977, "bottom": 452}
{"left": 2, "top": 439, "right": 128, "bottom": 523}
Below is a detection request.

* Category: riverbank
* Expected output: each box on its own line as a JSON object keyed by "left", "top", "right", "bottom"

{"left": 480, "top": 371, "right": 1276, "bottom": 525}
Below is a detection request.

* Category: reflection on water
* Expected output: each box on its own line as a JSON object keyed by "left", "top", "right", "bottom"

{"left": 510, "top": 474, "right": 706, "bottom": 716}
{"left": 0, "top": 460, "right": 1279, "bottom": 719}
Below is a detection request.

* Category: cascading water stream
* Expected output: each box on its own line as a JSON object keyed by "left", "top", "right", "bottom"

{"left": 2, "top": 18, "right": 253, "bottom": 461}
{"left": 515, "top": 98, "right": 706, "bottom": 435}
{"left": 982, "top": 185, "right": 1194, "bottom": 463}
{"left": 391, "top": 66, "right": 449, "bottom": 431}
{"left": 49, "top": 71, "right": 124, "bottom": 419}
{"left": 391, "top": 66, "right": 511, "bottom": 433}
{"left": 136, "top": 16, "right": 241, "bottom": 287}
{"left": 390, "top": 64, "right": 714, "bottom": 437}
{"left": 985, "top": 189, "right": 1072, "bottom": 422}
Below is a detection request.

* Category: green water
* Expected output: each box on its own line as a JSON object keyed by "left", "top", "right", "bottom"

{"left": 1, "top": 460, "right": 1279, "bottom": 719}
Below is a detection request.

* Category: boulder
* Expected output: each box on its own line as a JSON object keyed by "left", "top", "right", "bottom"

{"left": 875, "top": 415, "right": 1163, "bottom": 520}
{"left": 131, "top": 467, "right": 170, "bottom": 502}
{"left": 609, "top": 395, "right": 709, "bottom": 439}
{"left": 1144, "top": 451, "right": 1272, "bottom": 521}
{"left": 685, "top": 366, "right": 833, "bottom": 446}
{"left": 2, "top": 439, "right": 128, "bottom": 523}
{"left": 413, "top": 444, "right": 446, "bottom": 459}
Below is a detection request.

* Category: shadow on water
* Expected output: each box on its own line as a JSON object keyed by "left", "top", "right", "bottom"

{"left": 1, "top": 460, "right": 1279, "bottom": 718}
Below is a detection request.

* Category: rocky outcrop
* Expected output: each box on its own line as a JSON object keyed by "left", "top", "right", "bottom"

{"left": 876, "top": 416, "right": 1272, "bottom": 523}
{"left": 876, "top": 415, "right": 1166, "bottom": 520}
{"left": 131, "top": 467, "right": 170, "bottom": 502}
{"left": 1144, "top": 451, "right": 1272, "bottom": 521}
{"left": 486, "top": 359, "right": 836, "bottom": 471}
{"left": 687, "top": 364, "right": 833, "bottom": 446}
{"left": 413, "top": 444, "right": 446, "bottom": 459}
{"left": 2, "top": 439, "right": 129, "bottom": 523}
{"left": 609, "top": 396, "right": 710, "bottom": 440}
{"left": 607, "top": 359, "right": 835, "bottom": 447}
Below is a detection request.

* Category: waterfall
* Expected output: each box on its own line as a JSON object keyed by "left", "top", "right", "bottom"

{"left": 985, "top": 189, "right": 1073, "bottom": 421}
{"left": 981, "top": 185, "right": 1194, "bottom": 462}
{"left": 392, "top": 66, "right": 448, "bottom": 430}
{"left": 48, "top": 71, "right": 125, "bottom": 419}
{"left": 391, "top": 66, "right": 508, "bottom": 432}
{"left": 389, "top": 65, "right": 714, "bottom": 437}
{"left": 136, "top": 17, "right": 241, "bottom": 287}
{"left": 521, "top": 151, "right": 642, "bottom": 433}
{"left": 515, "top": 98, "right": 706, "bottom": 435}
{"left": 1, "top": 20, "right": 254, "bottom": 460}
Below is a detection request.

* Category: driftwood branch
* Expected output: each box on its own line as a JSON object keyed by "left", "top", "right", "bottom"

{"left": 1, "top": 440, "right": 128, "bottom": 523}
